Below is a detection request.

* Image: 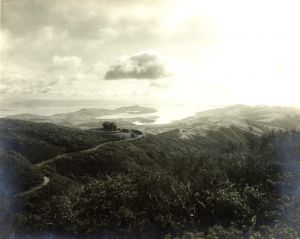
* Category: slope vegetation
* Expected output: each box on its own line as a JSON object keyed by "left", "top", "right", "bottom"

{"left": 0, "top": 118, "right": 120, "bottom": 163}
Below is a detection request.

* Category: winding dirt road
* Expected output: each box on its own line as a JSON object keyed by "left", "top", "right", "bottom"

{"left": 36, "top": 134, "right": 144, "bottom": 167}
{"left": 14, "top": 176, "right": 50, "bottom": 198}
{"left": 15, "top": 133, "right": 144, "bottom": 197}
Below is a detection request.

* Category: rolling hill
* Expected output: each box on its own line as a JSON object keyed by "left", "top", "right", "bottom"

{"left": 1, "top": 105, "right": 300, "bottom": 238}
{"left": 145, "top": 105, "right": 300, "bottom": 140}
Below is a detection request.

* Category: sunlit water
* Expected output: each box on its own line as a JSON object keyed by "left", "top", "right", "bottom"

{"left": 95, "top": 105, "right": 206, "bottom": 124}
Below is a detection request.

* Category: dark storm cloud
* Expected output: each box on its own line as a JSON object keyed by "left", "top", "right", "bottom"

{"left": 104, "top": 51, "right": 172, "bottom": 80}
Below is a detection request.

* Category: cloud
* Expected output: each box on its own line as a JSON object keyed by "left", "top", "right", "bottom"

{"left": 50, "top": 55, "right": 83, "bottom": 78}
{"left": 39, "top": 87, "right": 54, "bottom": 95}
{"left": 0, "top": 30, "right": 12, "bottom": 54}
{"left": 150, "top": 81, "right": 170, "bottom": 89}
{"left": 1, "top": 0, "right": 164, "bottom": 40}
{"left": 104, "top": 50, "right": 172, "bottom": 80}
{"left": 0, "top": 72, "right": 69, "bottom": 96}
{"left": 52, "top": 55, "right": 82, "bottom": 68}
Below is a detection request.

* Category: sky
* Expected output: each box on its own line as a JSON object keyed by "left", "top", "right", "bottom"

{"left": 1, "top": 0, "right": 300, "bottom": 107}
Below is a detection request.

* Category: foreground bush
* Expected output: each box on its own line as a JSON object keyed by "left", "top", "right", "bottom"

{"left": 10, "top": 130, "right": 300, "bottom": 238}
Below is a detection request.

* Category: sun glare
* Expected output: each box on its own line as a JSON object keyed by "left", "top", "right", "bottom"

{"left": 161, "top": 0, "right": 300, "bottom": 106}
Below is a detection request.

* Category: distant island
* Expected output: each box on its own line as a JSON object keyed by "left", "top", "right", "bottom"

{"left": 7, "top": 105, "right": 158, "bottom": 128}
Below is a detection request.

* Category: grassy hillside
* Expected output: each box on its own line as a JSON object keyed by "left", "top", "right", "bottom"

{"left": 41, "top": 134, "right": 203, "bottom": 178}
{"left": 11, "top": 130, "right": 300, "bottom": 238}
{"left": 0, "top": 119, "right": 120, "bottom": 163}
{"left": 145, "top": 105, "right": 300, "bottom": 137}
{"left": 1, "top": 117, "right": 300, "bottom": 238}
{"left": 0, "top": 151, "right": 43, "bottom": 195}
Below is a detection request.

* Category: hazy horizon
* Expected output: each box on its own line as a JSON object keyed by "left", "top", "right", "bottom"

{"left": 1, "top": 98, "right": 300, "bottom": 126}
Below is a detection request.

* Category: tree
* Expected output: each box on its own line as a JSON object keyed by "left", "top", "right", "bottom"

{"left": 102, "top": 121, "right": 117, "bottom": 131}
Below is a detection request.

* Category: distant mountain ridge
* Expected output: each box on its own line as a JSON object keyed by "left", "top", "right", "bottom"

{"left": 6, "top": 104, "right": 300, "bottom": 140}
{"left": 146, "top": 105, "right": 300, "bottom": 139}
{"left": 7, "top": 105, "right": 158, "bottom": 127}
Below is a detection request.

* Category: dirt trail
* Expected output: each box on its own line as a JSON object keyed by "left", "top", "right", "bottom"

{"left": 15, "top": 133, "right": 144, "bottom": 197}
{"left": 14, "top": 176, "right": 50, "bottom": 198}
{"left": 36, "top": 134, "right": 144, "bottom": 167}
